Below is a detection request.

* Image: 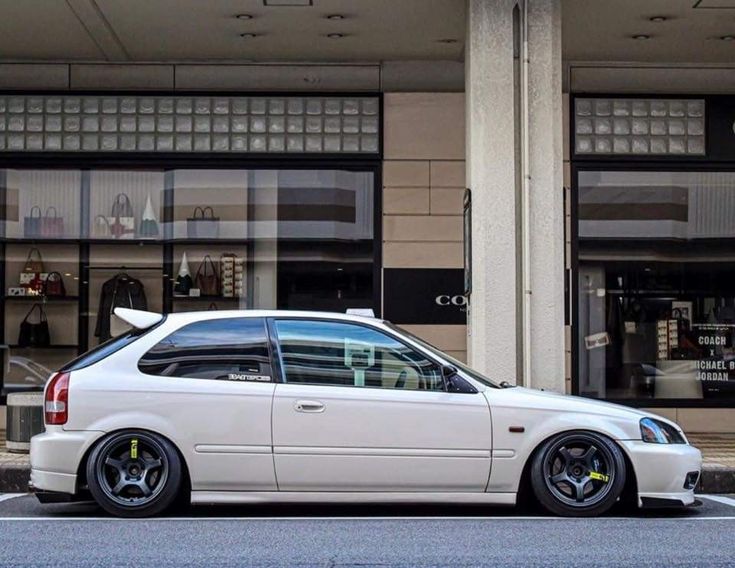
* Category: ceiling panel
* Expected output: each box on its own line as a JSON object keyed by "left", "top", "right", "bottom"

{"left": 563, "top": 0, "right": 735, "bottom": 63}
{"left": 94, "top": 0, "right": 465, "bottom": 62}
{"left": 0, "top": 0, "right": 103, "bottom": 60}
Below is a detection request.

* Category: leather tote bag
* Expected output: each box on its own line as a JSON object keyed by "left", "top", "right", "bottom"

{"left": 187, "top": 207, "right": 220, "bottom": 239}
{"left": 195, "top": 255, "right": 220, "bottom": 296}
{"left": 22, "top": 248, "right": 44, "bottom": 275}
{"left": 24, "top": 206, "right": 42, "bottom": 238}
{"left": 43, "top": 271, "right": 66, "bottom": 297}
{"left": 108, "top": 193, "right": 135, "bottom": 239}
{"left": 18, "top": 304, "right": 51, "bottom": 348}
{"left": 41, "top": 206, "right": 64, "bottom": 238}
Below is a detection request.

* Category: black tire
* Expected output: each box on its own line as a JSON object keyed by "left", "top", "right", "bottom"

{"left": 86, "top": 430, "right": 183, "bottom": 518}
{"left": 530, "top": 431, "right": 626, "bottom": 517}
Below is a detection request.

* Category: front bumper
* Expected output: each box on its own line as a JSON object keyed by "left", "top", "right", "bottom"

{"left": 30, "top": 428, "right": 103, "bottom": 495}
{"left": 619, "top": 440, "right": 702, "bottom": 507}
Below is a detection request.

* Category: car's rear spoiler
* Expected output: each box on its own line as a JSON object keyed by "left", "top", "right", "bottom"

{"left": 113, "top": 307, "right": 164, "bottom": 330}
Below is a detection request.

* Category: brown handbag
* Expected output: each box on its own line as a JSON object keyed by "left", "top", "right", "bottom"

{"left": 195, "top": 255, "right": 220, "bottom": 297}
{"left": 23, "top": 248, "right": 44, "bottom": 275}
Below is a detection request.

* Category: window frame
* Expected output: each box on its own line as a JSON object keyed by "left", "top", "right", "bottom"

{"left": 267, "top": 317, "right": 452, "bottom": 393}
{"left": 137, "top": 315, "right": 274, "bottom": 382}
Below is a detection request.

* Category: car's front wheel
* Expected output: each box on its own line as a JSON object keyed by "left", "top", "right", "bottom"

{"left": 530, "top": 431, "right": 626, "bottom": 517}
{"left": 86, "top": 430, "right": 182, "bottom": 518}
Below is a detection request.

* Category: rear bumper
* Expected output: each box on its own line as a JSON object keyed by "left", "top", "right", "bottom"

{"left": 30, "top": 428, "right": 103, "bottom": 495}
{"left": 619, "top": 440, "right": 702, "bottom": 508}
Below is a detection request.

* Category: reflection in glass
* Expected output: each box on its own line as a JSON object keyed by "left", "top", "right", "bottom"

{"left": 577, "top": 171, "right": 735, "bottom": 402}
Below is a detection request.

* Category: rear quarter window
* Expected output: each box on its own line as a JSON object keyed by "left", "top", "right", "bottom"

{"left": 138, "top": 317, "right": 272, "bottom": 382}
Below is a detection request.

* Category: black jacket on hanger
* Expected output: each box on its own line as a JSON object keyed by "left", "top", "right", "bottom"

{"left": 95, "top": 273, "right": 147, "bottom": 342}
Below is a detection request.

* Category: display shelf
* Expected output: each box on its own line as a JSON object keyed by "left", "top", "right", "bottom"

{"left": 172, "top": 295, "right": 242, "bottom": 301}
{"left": 4, "top": 295, "right": 79, "bottom": 302}
{"left": 6, "top": 344, "right": 79, "bottom": 350}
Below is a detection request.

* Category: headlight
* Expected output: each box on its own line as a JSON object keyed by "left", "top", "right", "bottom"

{"left": 640, "top": 417, "right": 686, "bottom": 444}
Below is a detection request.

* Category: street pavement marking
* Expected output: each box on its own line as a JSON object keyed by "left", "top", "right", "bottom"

{"left": 699, "top": 495, "right": 735, "bottom": 507}
{"left": 0, "top": 494, "right": 26, "bottom": 503}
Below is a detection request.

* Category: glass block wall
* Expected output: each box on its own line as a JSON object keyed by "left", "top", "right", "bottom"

{"left": 574, "top": 98, "right": 705, "bottom": 156}
{"left": 0, "top": 95, "right": 380, "bottom": 154}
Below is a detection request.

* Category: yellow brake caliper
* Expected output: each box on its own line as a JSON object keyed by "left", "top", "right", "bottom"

{"left": 589, "top": 471, "right": 609, "bottom": 483}
{"left": 130, "top": 438, "right": 138, "bottom": 460}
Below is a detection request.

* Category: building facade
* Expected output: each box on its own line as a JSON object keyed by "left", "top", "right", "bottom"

{"left": 0, "top": 0, "right": 734, "bottom": 433}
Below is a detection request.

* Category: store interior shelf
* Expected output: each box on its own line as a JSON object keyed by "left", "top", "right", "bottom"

{"left": 172, "top": 296, "right": 242, "bottom": 301}
{"left": 4, "top": 295, "right": 79, "bottom": 302}
{"left": 5, "top": 344, "right": 78, "bottom": 350}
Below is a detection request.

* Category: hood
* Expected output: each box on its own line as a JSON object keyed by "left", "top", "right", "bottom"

{"left": 495, "top": 386, "right": 675, "bottom": 425}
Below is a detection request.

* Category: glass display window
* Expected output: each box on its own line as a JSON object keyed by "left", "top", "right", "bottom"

{"left": 575, "top": 169, "right": 735, "bottom": 403}
{"left": 4, "top": 169, "right": 81, "bottom": 240}
{"left": 89, "top": 170, "right": 165, "bottom": 241}
{"left": 0, "top": 164, "right": 378, "bottom": 396}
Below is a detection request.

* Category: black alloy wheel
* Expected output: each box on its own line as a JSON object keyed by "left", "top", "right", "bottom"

{"left": 87, "top": 430, "right": 183, "bottom": 518}
{"left": 530, "top": 431, "right": 626, "bottom": 517}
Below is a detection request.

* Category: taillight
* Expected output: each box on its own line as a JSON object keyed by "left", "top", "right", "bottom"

{"left": 45, "top": 372, "right": 70, "bottom": 425}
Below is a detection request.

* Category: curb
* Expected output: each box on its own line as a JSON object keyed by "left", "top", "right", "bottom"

{"left": 0, "top": 466, "right": 30, "bottom": 493}
{"left": 698, "top": 467, "right": 735, "bottom": 494}
{"left": 2, "top": 464, "right": 734, "bottom": 496}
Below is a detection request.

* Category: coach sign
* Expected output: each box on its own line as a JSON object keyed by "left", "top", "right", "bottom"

{"left": 383, "top": 268, "right": 467, "bottom": 325}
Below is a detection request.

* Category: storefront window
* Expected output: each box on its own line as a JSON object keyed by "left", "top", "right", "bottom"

{"left": 576, "top": 170, "right": 735, "bottom": 402}
{"left": 0, "top": 166, "right": 376, "bottom": 395}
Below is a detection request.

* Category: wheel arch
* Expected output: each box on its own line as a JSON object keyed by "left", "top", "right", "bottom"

{"left": 516, "top": 428, "right": 639, "bottom": 509}
{"left": 75, "top": 427, "right": 192, "bottom": 498}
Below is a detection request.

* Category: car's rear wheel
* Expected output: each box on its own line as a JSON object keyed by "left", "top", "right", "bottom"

{"left": 530, "top": 431, "right": 626, "bottom": 517}
{"left": 86, "top": 430, "right": 182, "bottom": 518}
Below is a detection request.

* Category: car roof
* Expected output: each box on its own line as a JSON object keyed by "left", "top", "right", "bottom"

{"left": 162, "top": 309, "right": 385, "bottom": 327}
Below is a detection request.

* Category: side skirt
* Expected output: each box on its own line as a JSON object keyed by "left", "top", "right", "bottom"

{"left": 190, "top": 491, "right": 517, "bottom": 506}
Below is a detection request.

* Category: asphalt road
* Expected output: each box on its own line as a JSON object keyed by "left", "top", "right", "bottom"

{"left": 0, "top": 494, "right": 734, "bottom": 567}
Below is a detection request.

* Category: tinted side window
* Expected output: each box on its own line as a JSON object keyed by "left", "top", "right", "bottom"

{"left": 274, "top": 320, "right": 442, "bottom": 390}
{"left": 138, "top": 318, "right": 271, "bottom": 381}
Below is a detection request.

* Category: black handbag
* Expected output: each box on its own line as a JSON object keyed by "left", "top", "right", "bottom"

{"left": 18, "top": 303, "right": 51, "bottom": 348}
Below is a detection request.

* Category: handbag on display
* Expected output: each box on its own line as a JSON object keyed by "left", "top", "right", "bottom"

{"left": 22, "top": 248, "right": 44, "bottom": 276}
{"left": 195, "top": 255, "right": 220, "bottom": 296}
{"left": 93, "top": 214, "right": 112, "bottom": 238}
{"left": 187, "top": 207, "right": 220, "bottom": 239}
{"left": 174, "top": 251, "right": 193, "bottom": 296}
{"left": 138, "top": 193, "right": 159, "bottom": 238}
{"left": 108, "top": 193, "right": 135, "bottom": 239}
{"left": 41, "top": 206, "right": 64, "bottom": 238}
{"left": 24, "top": 206, "right": 42, "bottom": 238}
{"left": 17, "top": 303, "right": 51, "bottom": 348}
{"left": 43, "top": 271, "right": 66, "bottom": 297}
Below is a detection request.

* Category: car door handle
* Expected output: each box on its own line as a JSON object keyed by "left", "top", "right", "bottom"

{"left": 294, "top": 400, "right": 325, "bottom": 413}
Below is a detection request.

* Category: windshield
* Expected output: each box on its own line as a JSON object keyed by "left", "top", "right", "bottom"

{"left": 386, "top": 322, "right": 499, "bottom": 388}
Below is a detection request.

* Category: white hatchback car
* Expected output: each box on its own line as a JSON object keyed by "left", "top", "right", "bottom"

{"left": 31, "top": 308, "right": 702, "bottom": 518}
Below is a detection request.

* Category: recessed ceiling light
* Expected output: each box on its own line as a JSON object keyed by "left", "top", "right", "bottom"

{"left": 649, "top": 16, "right": 667, "bottom": 22}
{"left": 326, "top": 33, "right": 345, "bottom": 39}
{"left": 437, "top": 38, "right": 459, "bottom": 44}
{"left": 632, "top": 34, "right": 651, "bottom": 40}
{"left": 720, "top": 35, "right": 735, "bottom": 41}
{"left": 326, "top": 14, "right": 345, "bottom": 20}
{"left": 240, "top": 33, "right": 259, "bottom": 38}
{"left": 235, "top": 14, "right": 254, "bottom": 20}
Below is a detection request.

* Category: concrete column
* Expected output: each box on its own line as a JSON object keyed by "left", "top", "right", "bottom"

{"left": 466, "top": 0, "right": 565, "bottom": 392}
{"left": 465, "top": 0, "right": 519, "bottom": 381}
{"left": 526, "top": 0, "right": 565, "bottom": 391}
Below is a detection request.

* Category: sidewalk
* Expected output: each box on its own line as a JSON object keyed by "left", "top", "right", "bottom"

{"left": 1, "top": 430, "right": 734, "bottom": 494}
